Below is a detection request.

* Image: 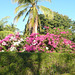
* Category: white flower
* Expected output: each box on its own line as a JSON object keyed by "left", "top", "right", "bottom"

{"left": 13, "top": 41, "right": 20, "bottom": 46}
{"left": 22, "top": 50, "right": 25, "bottom": 52}
{"left": 10, "top": 36, "right": 15, "bottom": 40}
{"left": 2, "top": 41, "right": 7, "bottom": 45}
{"left": 46, "top": 47, "right": 49, "bottom": 50}
{"left": 20, "top": 38, "right": 24, "bottom": 41}
{"left": 2, "top": 50, "right": 4, "bottom": 52}
{"left": 32, "top": 40, "right": 37, "bottom": 45}
{"left": 32, "top": 43, "right": 36, "bottom": 45}
{"left": 18, "top": 40, "right": 21, "bottom": 43}
{"left": 10, "top": 46, "right": 17, "bottom": 51}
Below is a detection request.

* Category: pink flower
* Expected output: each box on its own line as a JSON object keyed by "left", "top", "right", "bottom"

{"left": 51, "top": 48, "right": 54, "bottom": 51}
{"left": 60, "top": 31, "right": 66, "bottom": 34}
{"left": 73, "top": 49, "right": 75, "bottom": 50}
{"left": 58, "top": 28, "right": 61, "bottom": 31}
{"left": 44, "top": 26, "right": 49, "bottom": 29}
{"left": 44, "top": 26, "right": 46, "bottom": 28}
{"left": 67, "top": 31, "right": 69, "bottom": 33}
{"left": 38, "top": 48, "right": 41, "bottom": 51}
{"left": 0, "top": 40, "right": 3, "bottom": 43}
{"left": 54, "top": 27, "right": 56, "bottom": 29}
{"left": 42, "top": 49, "right": 45, "bottom": 52}
{"left": 53, "top": 45, "right": 57, "bottom": 48}
{"left": 16, "top": 32, "right": 19, "bottom": 35}
{"left": 19, "top": 51, "right": 22, "bottom": 52}
{"left": 46, "top": 51, "right": 49, "bottom": 53}
{"left": 7, "top": 50, "right": 8, "bottom": 51}
{"left": 47, "top": 27, "right": 49, "bottom": 29}
{"left": 25, "top": 45, "right": 36, "bottom": 52}
{"left": 0, "top": 47, "right": 2, "bottom": 50}
{"left": 49, "top": 50, "right": 53, "bottom": 53}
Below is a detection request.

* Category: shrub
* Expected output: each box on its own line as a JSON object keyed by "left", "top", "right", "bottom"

{"left": 0, "top": 32, "right": 26, "bottom": 52}
{"left": 0, "top": 28, "right": 75, "bottom": 53}
{"left": 25, "top": 33, "right": 75, "bottom": 53}
{"left": 0, "top": 52, "right": 75, "bottom": 75}
{"left": 0, "top": 31, "right": 14, "bottom": 40}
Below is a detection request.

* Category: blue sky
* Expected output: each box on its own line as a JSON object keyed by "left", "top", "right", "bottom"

{"left": 0, "top": 0, "right": 75, "bottom": 31}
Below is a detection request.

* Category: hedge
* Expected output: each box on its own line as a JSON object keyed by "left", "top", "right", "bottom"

{"left": 0, "top": 31, "right": 14, "bottom": 39}
{"left": 0, "top": 52, "right": 75, "bottom": 75}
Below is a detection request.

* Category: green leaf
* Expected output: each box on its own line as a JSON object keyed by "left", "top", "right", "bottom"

{"left": 39, "top": 5, "right": 54, "bottom": 20}
{"left": 15, "top": 4, "right": 29, "bottom": 13}
{"left": 14, "top": 8, "right": 27, "bottom": 22}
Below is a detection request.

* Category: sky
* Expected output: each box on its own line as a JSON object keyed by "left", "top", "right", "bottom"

{"left": 0, "top": 0, "right": 75, "bottom": 31}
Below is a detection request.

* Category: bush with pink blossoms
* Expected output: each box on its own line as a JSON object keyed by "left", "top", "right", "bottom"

{"left": 0, "top": 30, "right": 75, "bottom": 53}
{"left": 0, "top": 32, "right": 26, "bottom": 52}
{"left": 44, "top": 26, "right": 73, "bottom": 41}
{"left": 24, "top": 33, "right": 75, "bottom": 53}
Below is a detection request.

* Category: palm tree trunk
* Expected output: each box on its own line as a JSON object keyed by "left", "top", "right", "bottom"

{"left": 33, "top": 15, "right": 38, "bottom": 33}
{"left": 29, "top": 12, "right": 32, "bottom": 35}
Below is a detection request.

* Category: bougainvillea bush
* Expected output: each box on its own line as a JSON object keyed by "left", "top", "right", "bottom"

{"left": 44, "top": 26, "right": 73, "bottom": 40}
{"left": 0, "top": 32, "right": 26, "bottom": 52}
{"left": 0, "top": 28, "right": 75, "bottom": 53}
{"left": 25, "top": 33, "right": 75, "bottom": 53}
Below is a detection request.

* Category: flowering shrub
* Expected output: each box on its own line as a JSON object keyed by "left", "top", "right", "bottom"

{"left": 0, "top": 29, "right": 75, "bottom": 53}
{"left": 24, "top": 33, "right": 75, "bottom": 53}
{"left": 0, "top": 32, "right": 26, "bottom": 52}
{"left": 0, "top": 31, "right": 14, "bottom": 40}
{"left": 44, "top": 26, "right": 73, "bottom": 40}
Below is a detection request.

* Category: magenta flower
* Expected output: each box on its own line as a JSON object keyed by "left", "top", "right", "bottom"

{"left": 54, "top": 27, "right": 56, "bottom": 29}
{"left": 60, "top": 31, "right": 66, "bottom": 34}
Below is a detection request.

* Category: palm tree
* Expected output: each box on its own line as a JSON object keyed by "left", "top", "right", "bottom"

{"left": 12, "top": 0, "right": 53, "bottom": 35}
{"left": 0, "top": 16, "right": 10, "bottom": 31}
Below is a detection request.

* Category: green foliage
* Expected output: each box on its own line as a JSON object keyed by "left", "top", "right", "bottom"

{"left": 0, "top": 52, "right": 75, "bottom": 75}
{"left": 0, "top": 16, "right": 19, "bottom": 32}
{"left": 71, "top": 21, "right": 75, "bottom": 32}
{"left": 47, "top": 26, "right": 73, "bottom": 40}
{"left": 71, "top": 33, "right": 75, "bottom": 42}
{"left": 38, "top": 12, "right": 72, "bottom": 31}
{"left": 0, "top": 31, "right": 14, "bottom": 39}
{"left": 0, "top": 16, "right": 10, "bottom": 31}
{"left": 4, "top": 24, "right": 19, "bottom": 32}
{"left": 37, "top": 12, "right": 75, "bottom": 42}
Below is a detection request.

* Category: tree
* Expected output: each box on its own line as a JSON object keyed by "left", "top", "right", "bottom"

{"left": 12, "top": 0, "right": 53, "bottom": 35}
{"left": 38, "top": 12, "right": 72, "bottom": 34}
{"left": 71, "top": 21, "right": 75, "bottom": 32}
{"left": 0, "top": 16, "right": 19, "bottom": 32}
{"left": 0, "top": 16, "right": 10, "bottom": 31}
{"left": 4, "top": 23, "right": 19, "bottom": 32}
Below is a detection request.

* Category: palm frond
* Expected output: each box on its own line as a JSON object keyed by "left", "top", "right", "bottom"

{"left": 23, "top": 9, "right": 31, "bottom": 21}
{"left": 1, "top": 16, "right": 10, "bottom": 21}
{"left": 35, "top": 0, "right": 51, "bottom": 2}
{"left": 15, "top": 4, "right": 29, "bottom": 13}
{"left": 39, "top": 5, "right": 54, "bottom": 20}
{"left": 12, "top": 0, "right": 32, "bottom": 4}
{"left": 14, "top": 8, "right": 27, "bottom": 22}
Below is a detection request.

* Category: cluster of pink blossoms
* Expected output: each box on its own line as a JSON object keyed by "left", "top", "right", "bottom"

{"left": 44, "top": 26, "right": 49, "bottom": 29}
{"left": 0, "top": 32, "right": 25, "bottom": 52}
{"left": 0, "top": 30, "right": 75, "bottom": 53}
{"left": 24, "top": 33, "right": 75, "bottom": 53}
